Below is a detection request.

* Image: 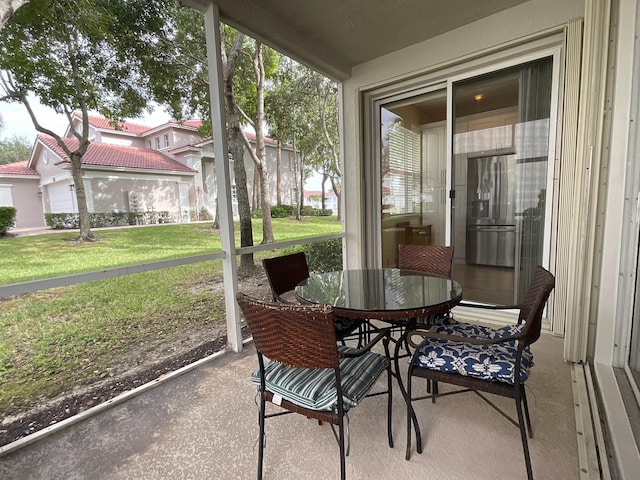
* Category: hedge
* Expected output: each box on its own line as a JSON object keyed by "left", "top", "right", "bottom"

{"left": 0, "top": 206, "right": 17, "bottom": 236}
{"left": 302, "top": 238, "right": 343, "bottom": 272}
{"left": 251, "top": 205, "right": 333, "bottom": 218}
{"left": 44, "top": 211, "right": 176, "bottom": 230}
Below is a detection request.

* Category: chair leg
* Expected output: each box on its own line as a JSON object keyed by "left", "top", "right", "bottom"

{"left": 338, "top": 415, "right": 346, "bottom": 480}
{"left": 258, "top": 393, "right": 266, "bottom": 480}
{"left": 406, "top": 367, "right": 412, "bottom": 460}
{"left": 515, "top": 389, "right": 534, "bottom": 480}
{"left": 522, "top": 386, "right": 533, "bottom": 438}
{"left": 387, "top": 355, "right": 394, "bottom": 448}
{"left": 406, "top": 367, "right": 422, "bottom": 459}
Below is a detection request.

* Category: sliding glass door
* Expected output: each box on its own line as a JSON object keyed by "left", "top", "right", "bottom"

{"left": 377, "top": 55, "right": 555, "bottom": 306}
{"left": 452, "top": 57, "right": 553, "bottom": 304}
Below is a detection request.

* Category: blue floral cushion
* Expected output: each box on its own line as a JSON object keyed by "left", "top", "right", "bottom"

{"left": 251, "top": 345, "right": 388, "bottom": 412}
{"left": 412, "top": 320, "right": 532, "bottom": 384}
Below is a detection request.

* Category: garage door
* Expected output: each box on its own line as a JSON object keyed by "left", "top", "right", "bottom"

{"left": 48, "top": 183, "right": 75, "bottom": 213}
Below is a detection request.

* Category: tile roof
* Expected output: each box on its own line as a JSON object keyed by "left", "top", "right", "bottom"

{"left": 84, "top": 114, "right": 150, "bottom": 134}
{"left": 37, "top": 135, "right": 197, "bottom": 174}
{"left": 0, "top": 161, "right": 39, "bottom": 176}
{"left": 178, "top": 119, "right": 203, "bottom": 129}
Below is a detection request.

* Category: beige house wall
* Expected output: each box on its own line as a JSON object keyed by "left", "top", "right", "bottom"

{"left": 96, "top": 131, "right": 145, "bottom": 148}
{"left": 89, "top": 175, "right": 187, "bottom": 216}
{"left": 0, "top": 178, "right": 44, "bottom": 228}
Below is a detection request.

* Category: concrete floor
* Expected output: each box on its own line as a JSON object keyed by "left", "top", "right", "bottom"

{"left": 0, "top": 334, "right": 579, "bottom": 480}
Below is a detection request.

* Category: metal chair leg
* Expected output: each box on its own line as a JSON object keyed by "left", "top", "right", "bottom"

{"left": 338, "top": 415, "right": 346, "bottom": 480}
{"left": 258, "top": 393, "right": 266, "bottom": 480}
{"left": 385, "top": 339, "right": 394, "bottom": 448}
{"left": 406, "top": 368, "right": 412, "bottom": 460}
{"left": 521, "top": 386, "right": 533, "bottom": 438}
{"left": 515, "top": 388, "right": 534, "bottom": 480}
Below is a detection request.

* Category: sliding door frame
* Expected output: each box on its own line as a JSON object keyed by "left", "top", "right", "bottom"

{"left": 363, "top": 38, "right": 564, "bottom": 330}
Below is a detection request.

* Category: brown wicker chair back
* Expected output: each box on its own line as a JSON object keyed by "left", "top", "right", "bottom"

{"left": 237, "top": 293, "right": 338, "bottom": 369}
{"left": 516, "top": 265, "right": 556, "bottom": 348}
{"left": 398, "top": 244, "right": 454, "bottom": 278}
{"left": 262, "top": 252, "right": 310, "bottom": 302}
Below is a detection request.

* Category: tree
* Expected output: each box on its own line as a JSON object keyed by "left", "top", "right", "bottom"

{"left": 237, "top": 40, "right": 277, "bottom": 244}
{"left": 0, "top": 0, "right": 29, "bottom": 29}
{"left": 268, "top": 61, "right": 342, "bottom": 220}
{"left": 0, "top": 0, "right": 155, "bottom": 241}
{"left": 266, "top": 56, "right": 309, "bottom": 221}
{"left": 0, "top": 134, "right": 31, "bottom": 164}
{"left": 130, "top": 3, "right": 279, "bottom": 269}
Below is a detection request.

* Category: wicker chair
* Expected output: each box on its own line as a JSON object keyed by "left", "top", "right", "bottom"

{"left": 397, "top": 244, "right": 455, "bottom": 333}
{"left": 262, "top": 252, "right": 310, "bottom": 304}
{"left": 262, "top": 252, "right": 363, "bottom": 343}
{"left": 237, "top": 293, "right": 393, "bottom": 480}
{"left": 404, "top": 266, "right": 555, "bottom": 480}
{"left": 398, "top": 244, "right": 454, "bottom": 278}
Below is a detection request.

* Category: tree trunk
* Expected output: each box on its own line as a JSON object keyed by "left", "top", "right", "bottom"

{"left": 293, "top": 142, "right": 301, "bottom": 221}
{"left": 222, "top": 31, "right": 254, "bottom": 271}
{"left": 321, "top": 173, "right": 327, "bottom": 210}
{"left": 297, "top": 149, "right": 304, "bottom": 219}
{"left": 252, "top": 42, "right": 274, "bottom": 244}
{"left": 230, "top": 126, "right": 254, "bottom": 271}
{"left": 330, "top": 176, "right": 342, "bottom": 221}
{"left": 276, "top": 141, "right": 282, "bottom": 206}
{"left": 70, "top": 152, "right": 94, "bottom": 241}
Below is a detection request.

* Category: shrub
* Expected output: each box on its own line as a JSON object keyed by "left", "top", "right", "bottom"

{"left": 300, "top": 206, "right": 332, "bottom": 216}
{"left": 302, "top": 238, "right": 343, "bottom": 272}
{"left": 0, "top": 206, "right": 17, "bottom": 236}
{"left": 271, "top": 205, "right": 295, "bottom": 218}
{"left": 45, "top": 213, "right": 79, "bottom": 229}
{"left": 252, "top": 205, "right": 297, "bottom": 218}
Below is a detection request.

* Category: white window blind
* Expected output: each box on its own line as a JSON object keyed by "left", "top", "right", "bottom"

{"left": 388, "top": 124, "right": 421, "bottom": 214}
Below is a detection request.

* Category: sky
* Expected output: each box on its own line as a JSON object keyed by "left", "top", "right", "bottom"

{"left": 0, "top": 96, "right": 172, "bottom": 142}
{"left": 0, "top": 96, "right": 325, "bottom": 189}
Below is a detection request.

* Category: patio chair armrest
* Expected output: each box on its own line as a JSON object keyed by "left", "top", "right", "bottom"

{"left": 458, "top": 300, "right": 519, "bottom": 310}
{"left": 339, "top": 327, "right": 392, "bottom": 357}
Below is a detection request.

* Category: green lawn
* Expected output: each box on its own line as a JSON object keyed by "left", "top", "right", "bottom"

{"left": 1, "top": 216, "right": 341, "bottom": 284}
{"left": 0, "top": 216, "right": 342, "bottom": 418}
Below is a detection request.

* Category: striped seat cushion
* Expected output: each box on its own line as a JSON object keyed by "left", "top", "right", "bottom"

{"left": 412, "top": 320, "right": 532, "bottom": 384}
{"left": 251, "top": 346, "right": 388, "bottom": 412}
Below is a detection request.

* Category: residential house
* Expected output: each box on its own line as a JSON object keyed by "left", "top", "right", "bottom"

{"left": 303, "top": 189, "right": 338, "bottom": 214}
{"left": 185, "top": 0, "right": 640, "bottom": 475}
{"left": 0, "top": 113, "right": 299, "bottom": 227}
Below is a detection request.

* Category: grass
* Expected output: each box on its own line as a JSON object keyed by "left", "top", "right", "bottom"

{"left": 1, "top": 216, "right": 340, "bottom": 284}
{"left": 0, "top": 216, "right": 341, "bottom": 417}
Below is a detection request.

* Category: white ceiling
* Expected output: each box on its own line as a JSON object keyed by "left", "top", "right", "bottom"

{"left": 185, "top": 0, "right": 529, "bottom": 80}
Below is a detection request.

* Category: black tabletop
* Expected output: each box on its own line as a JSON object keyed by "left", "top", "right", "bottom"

{"left": 295, "top": 268, "right": 462, "bottom": 322}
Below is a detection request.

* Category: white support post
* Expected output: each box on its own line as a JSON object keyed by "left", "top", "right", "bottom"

{"left": 203, "top": 5, "right": 242, "bottom": 352}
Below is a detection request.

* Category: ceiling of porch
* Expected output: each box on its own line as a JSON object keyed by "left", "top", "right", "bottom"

{"left": 185, "top": 0, "right": 529, "bottom": 80}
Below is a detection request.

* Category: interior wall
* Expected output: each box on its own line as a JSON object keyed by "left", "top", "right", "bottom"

{"left": 341, "top": 0, "right": 585, "bottom": 269}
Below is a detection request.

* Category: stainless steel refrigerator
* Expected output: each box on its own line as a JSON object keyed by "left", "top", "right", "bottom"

{"left": 465, "top": 154, "right": 517, "bottom": 267}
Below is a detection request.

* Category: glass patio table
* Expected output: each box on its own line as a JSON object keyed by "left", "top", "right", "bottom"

{"left": 295, "top": 268, "right": 462, "bottom": 323}
{"left": 296, "top": 268, "right": 463, "bottom": 452}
